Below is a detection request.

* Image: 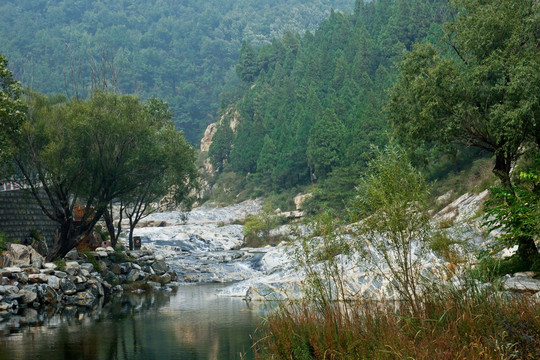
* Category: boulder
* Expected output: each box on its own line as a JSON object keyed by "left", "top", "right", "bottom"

{"left": 43, "top": 263, "right": 58, "bottom": 270}
{"left": 59, "top": 278, "right": 77, "bottom": 295}
{"left": 13, "top": 271, "right": 29, "bottom": 283}
{"left": 503, "top": 276, "right": 540, "bottom": 293}
{"left": 4, "top": 244, "right": 44, "bottom": 267}
{"left": 64, "top": 249, "right": 79, "bottom": 260}
{"left": 19, "top": 289, "right": 37, "bottom": 304}
{"left": 126, "top": 269, "right": 142, "bottom": 282}
{"left": 159, "top": 273, "right": 172, "bottom": 284}
{"left": 151, "top": 260, "right": 169, "bottom": 275}
{"left": 28, "top": 274, "right": 49, "bottom": 284}
{"left": 23, "top": 267, "right": 40, "bottom": 275}
{"left": 80, "top": 263, "right": 94, "bottom": 273}
{"left": 47, "top": 275, "right": 60, "bottom": 289}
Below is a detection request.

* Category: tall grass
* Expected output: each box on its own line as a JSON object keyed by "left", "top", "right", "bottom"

{"left": 254, "top": 287, "right": 540, "bottom": 359}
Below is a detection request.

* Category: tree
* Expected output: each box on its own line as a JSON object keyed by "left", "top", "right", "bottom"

{"left": 307, "top": 109, "right": 345, "bottom": 179}
{"left": 14, "top": 91, "right": 197, "bottom": 259}
{"left": 352, "top": 145, "right": 431, "bottom": 314}
{"left": 0, "top": 54, "right": 25, "bottom": 166}
{"left": 387, "top": 0, "right": 540, "bottom": 262}
{"left": 103, "top": 98, "right": 198, "bottom": 250}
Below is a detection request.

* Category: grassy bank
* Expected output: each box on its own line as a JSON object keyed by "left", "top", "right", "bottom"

{"left": 254, "top": 287, "right": 540, "bottom": 359}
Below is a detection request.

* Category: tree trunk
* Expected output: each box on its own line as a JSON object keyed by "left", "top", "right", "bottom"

{"left": 517, "top": 235, "right": 539, "bottom": 267}
{"left": 493, "top": 153, "right": 513, "bottom": 191}
{"left": 103, "top": 209, "right": 119, "bottom": 248}
{"left": 46, "top": 220, "right": 76, "bottom": 261}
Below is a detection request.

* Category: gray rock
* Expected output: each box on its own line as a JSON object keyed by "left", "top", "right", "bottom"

{"left": 0, "top": 285, "right": 19, "bottom": 296}
{"left": 87, "top": 280, "right": 104, "bottom": 297}
{"left": 54, "top": 271, "right": 68, "bottom": 278}
{"left": 503, "top": 276, "right": 540, "bottom": 292}
{"left": 19, "top": 289, "right": 37, "bottom": 304}
{"left": 28, "top": 273, "right": 49, "bottom": 284}
{"left": 31, "top": 256, "right": 43, "bottom": 269}
{"left": 13, "top": 271, "right": 29, "bottom": 283}
{"left": 4, "top": 244, "right": 33, "bottom": 266}
{"left": 44, "top": 263, "right": 58, "bottom": 270}
{"left": 40, "top": 268, "right": 55, "bottom": 275}
{"left": 159, "top": 273, "right": 172, "bottom": 284}
{"left": 126, "top": 269, "right": 142, "bottom": 282}
{"left": 151, "top": 260, "right": 169, "bottom": 275}
{"left": 59, "top": 278, "right": 77, "bottom": 295}
{"left": 64, "top": 248, "right": 79, "bottom": 260}
{"left": 47, "top": 275, "right": 60, "bottom": 289}
{"left": 3, "top": 266, "right": 22, "bottom": 273}
{"left": 80, "top": 263, "right": 94, "bottom": 273}
{"left": 65, "top": 262, "right": 80, "bottom": 276}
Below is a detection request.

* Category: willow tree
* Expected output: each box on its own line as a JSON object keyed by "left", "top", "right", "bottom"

{"left": 14, "top": 91, "right": 197, "bottom": 259}
{"left": 387, "top": 0, "right": 540, "bottom": 263}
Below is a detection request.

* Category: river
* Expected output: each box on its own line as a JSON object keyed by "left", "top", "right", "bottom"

{"left": 0, "top": 284, "right": 263, "bottom": 360}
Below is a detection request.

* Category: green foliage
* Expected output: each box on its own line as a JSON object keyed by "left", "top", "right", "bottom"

{"left": 53, "top": 258, "right": 66, "bottom": 272}
{"left": 29, "top": 228, "right": 43, "bottom": 242}
{"left": 14, "top": 90, "right": 197, "bottom": 259}
{"left": 387, "top": 0, "right": 540, "bottom": 189}
{"left": 0, "top": 53, "right": 25, "bottom": 166}
{"left": 209, "top": 0, "right": 446, "bottom": 202}
{"left": 293, "top": 210, "right": 352, "bottom": 310}
{"left": 351, "top": 144, "right": 431, "bottom": 313}
{"left": 469, "top": 253, "right": 533, "bottom": 284}
{"left": 307, "top": 109, "right": 345, "bottom": 179}
{"left": 0, "top": 1, "right": 354, "bottom": 143}
{"left": 0, "top": 231, "right": 9, "bottom": 254}
{"left": 484, "top": 159, "right": 540, "bottom": 266}
{"left": 208, "top": 117, "right": 235, "bottom": 173}
{"left": 242, "top": 208, "right": 287, "bottom": 248}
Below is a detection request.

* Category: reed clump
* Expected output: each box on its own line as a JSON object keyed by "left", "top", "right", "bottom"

{"left": 254, "top": 287, "right": 540, "bottom": 359}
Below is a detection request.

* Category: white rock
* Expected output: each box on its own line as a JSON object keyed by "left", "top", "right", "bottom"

{"left": 44, "top": 263, "right": 58, "bottom": 270}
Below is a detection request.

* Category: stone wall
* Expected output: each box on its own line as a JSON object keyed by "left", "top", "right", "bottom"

{"left": 0, "top": 189, "right": 59, "bottom": 247}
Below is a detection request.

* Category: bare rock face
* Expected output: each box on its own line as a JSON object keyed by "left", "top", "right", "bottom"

{"left": 200, "top": 123, "right": 218, "bottom": 152}
{"left": 294, "top": 193, "right": 312, "bottom": 211}
{"left": 199, "top": 107, "right": 242, "bottom": 175}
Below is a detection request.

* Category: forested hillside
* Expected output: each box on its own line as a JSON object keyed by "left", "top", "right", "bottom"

{"left": 0, "top": 0, "right": 354, "bottom": 143}
{"left": 208, "top": 0, "right": 448, "bottom": 207}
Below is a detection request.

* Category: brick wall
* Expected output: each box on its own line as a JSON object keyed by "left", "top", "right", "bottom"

{"left": 0, "top": 189, "right": 59, "bottom": 247}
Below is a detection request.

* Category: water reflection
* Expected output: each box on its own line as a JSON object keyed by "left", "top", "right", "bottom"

{"left": 0, "top": 284, "right": 261, "bottom": 360}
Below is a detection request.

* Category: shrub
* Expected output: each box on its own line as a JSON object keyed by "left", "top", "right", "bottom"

{"left": 351, "top": 145, "right": 432, "bottom": 314}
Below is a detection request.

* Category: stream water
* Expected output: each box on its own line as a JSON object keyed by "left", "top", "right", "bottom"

{"left": 0, "top": 284, "right": 263, "bottom": 360}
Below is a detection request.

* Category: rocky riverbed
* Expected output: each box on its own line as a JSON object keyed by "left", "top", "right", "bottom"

{"left": 133, "top": 194, "right": 540, "bottom": 302}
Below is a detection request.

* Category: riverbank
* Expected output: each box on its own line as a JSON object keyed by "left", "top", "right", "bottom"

{"left": 0, "top": 243, "right": 178, "bottom": 327}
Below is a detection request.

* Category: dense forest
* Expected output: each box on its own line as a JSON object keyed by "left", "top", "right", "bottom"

{"left": 207, "top": 0, "right": 448, "bottom": 207}
{"left": 0, "top": 0, "right": 354, "bottom": 143}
